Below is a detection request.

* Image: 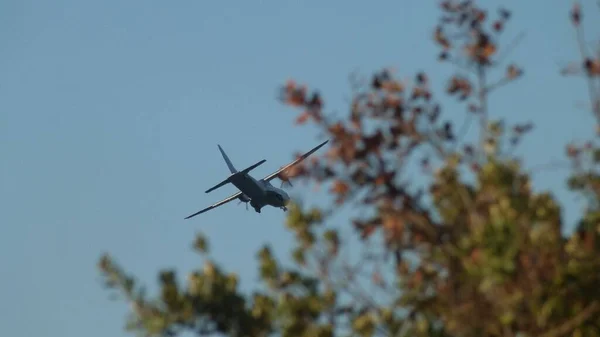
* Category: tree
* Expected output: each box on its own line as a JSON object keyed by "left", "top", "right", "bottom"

{"left": 98, "top": 1, "right": 600, "bottom": 336}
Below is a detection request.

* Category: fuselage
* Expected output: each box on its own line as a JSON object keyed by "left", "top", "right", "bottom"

{"left": 228, "top": 172, "right": 290, "bottom": 210}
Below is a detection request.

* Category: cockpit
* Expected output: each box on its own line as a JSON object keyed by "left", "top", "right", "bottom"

{"left": 274, "top": 190, "right": 290, "bottom": 205}
{"left": 263, "top": 180, "right": 290, "bottom": 205}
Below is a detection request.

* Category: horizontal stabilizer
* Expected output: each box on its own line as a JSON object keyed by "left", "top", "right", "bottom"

{"left": 241, "top": 159, "right": 266, "bottom": 174}
{"left": 204, "top": 160, "right": 265, "bottom": 194}
{"left": 205, "top": 176, "right": 232, "bottom": 194}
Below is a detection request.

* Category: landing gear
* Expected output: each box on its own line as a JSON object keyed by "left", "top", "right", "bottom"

{"left": 251, "top": 201, "right": 262, "bottom": 213}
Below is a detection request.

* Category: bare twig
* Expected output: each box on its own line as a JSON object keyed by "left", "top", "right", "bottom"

{"left": 485, "top": 76, "right": 514, "bottom": 93}
{"left": 494, "top": 31, "right": 526, "bottom": 66}
{"left": 454, "top": 113, "right": 474, "bottom": 150}
{"left": 478, "top": 65, "right": 489, "bottom": 154}
{"left": 526, "top": 160, "right": 572, "bottom": 175}
{"left": 572, "top": 1, "right": 600, "bottom": 121}
{"left": 538, "top": 301, "right": 599, "bottom": 337}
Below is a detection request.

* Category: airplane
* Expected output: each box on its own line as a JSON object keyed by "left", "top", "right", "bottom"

{"left": 184, "top": 139, "right": 329, "bottom": 219}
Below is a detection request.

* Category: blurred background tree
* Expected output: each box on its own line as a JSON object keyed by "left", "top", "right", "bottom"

{"left": 98, "top": 1, "right": 600, "bottom": 336}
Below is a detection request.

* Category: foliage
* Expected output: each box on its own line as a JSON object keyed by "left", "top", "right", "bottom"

{"left": 99, "top": 1, "right": 600, "bottom": 336}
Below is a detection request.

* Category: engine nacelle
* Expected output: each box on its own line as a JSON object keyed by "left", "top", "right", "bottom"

{"left": 238, "top": 193, "right": 250, "bottom": 203}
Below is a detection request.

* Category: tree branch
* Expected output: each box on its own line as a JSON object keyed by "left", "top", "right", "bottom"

{"left": 538, "top": 301, "right": 599, "bottom": 337}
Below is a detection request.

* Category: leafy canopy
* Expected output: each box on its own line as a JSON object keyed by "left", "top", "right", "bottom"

{"left": 99, "top": 2, "right": 600, "bottom": 337}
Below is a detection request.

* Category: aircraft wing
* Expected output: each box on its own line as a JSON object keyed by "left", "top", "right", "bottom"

{"left": 184, "top": 191, "right": 242, "bottom": 219}
{"left": 262, "top": 139, "right": 329, "bottom": 183}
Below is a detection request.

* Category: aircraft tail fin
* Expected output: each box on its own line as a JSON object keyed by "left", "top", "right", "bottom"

{"left": 218, "top": 145, "right": 237, "bottom": 173}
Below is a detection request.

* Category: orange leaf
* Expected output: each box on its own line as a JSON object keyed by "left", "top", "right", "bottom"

{"left": 331, "top": 180, "right": 349, "bottom": 195}
{"left": 470, "top": 248, "right": 482, "bottom": 263}
{"left": 584, "top": 59, "right": 600, "bottom": 76}
{"left": 482, "top": 43, "right": 497, "bottom": 58}
{"left": 506, "top": 64, "right": 522, "bottom": 79}
{"left": 285, "top": 79, "right": 296, "bottom": 91}
{"left": 374, "top": 175, "right": 385, "bottom": 186}
{"left": 287, "top": 92, "right": 305, "bottom": 106}
{"left": 434, "top": 26, "right": 451, "bottom": 49}
{"left": 383, "top": 215, "right": 404, "bottom": 243}
{"left": 360, "top": 224, "right": 377, "bottom": 239}
{"left": 382, "top": 80, "right": 404, "bottom": 93}
{"left": 413, "top": 270, "right": 423, "bottom": 286}
{"left": 475, "top": 10, "right": 486, "bottom": 23}
{"left": 327, "top": 122, "right": 347, "bottom": 139}
{"left": 295, "top": 112, "right": 311, "bottom": 124}
{"left": 483, "top": 43, "right": 496, "bottom": 58}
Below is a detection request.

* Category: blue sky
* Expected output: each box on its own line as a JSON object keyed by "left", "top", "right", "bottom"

{"left": 1, "top": 0, "right": 599, "bottom": 336}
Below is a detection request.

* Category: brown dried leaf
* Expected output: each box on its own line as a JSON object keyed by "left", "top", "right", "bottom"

{"left": 493, "top": 21, "right": 503, "bottom": 32}
{"left": 411, "top": 270, "right": 424, "bottom": 288}
{"left": 474, "top": 9, "right": 486, "bottom": 24}
{"left": 385, "top": 94, "right": 402, "bottom": 110}
{"left": 353, "top": 219, "right": 380, "bottom": 239}
{"left": 307, "top": 92, "right": 323, "bottom": 109}
{"left": 361, "top": 224, "right": 377, "bottom": 239}
{"left": 374, "top": 171, "right": 393, "bottom": 186}
{"left": 506, "top": 64, "right": 523, "bottom": 79}
{"left": 566, "top": 144, "right": 580, "bottom": 158}
{"left": 513, "top": 122, "right": 533, "bottom": 134}
{"left": 363, "top": 130, "right": 385, "bottom": 152}
{"left": 464, "top": 144, "right": 474, "bottom": 156}
{"left": 295, "top": 111, "right": 311, "bottom": 125}
{"left": 447, "top": 76, "right": 472, "bottom": 99}
{"left": 481, "top": 42, "right": 497, "bottom": 59}
{"left": 328, "top": 122, "right": 347, "bottom": 139}
{"left": 498, "top": 8, "right": 511, "bottom": 20}
{"left": 584, "top": 59, "right": 600, "bottom": 76}
{"left": 382, "top": 80, "right": 405, "bottom": 93}
{"left": 434, "top": 26, "right": 451, "bottom": 49}
{"left": 465, "top": 33, "right": 497, "bottom": 64}
{"left": 571, "top": 2, "right": 581, "bottom": 26}
{"left": 468, "top": 103, "right": 479, "bottom": 113}
{"left": 372, "top": 271, "right": 384, "bottom": 286}
{"left": 470, "top": 248, "right": 482, "bottom": 263}
{"left": 383, "top": 214, "right": 405, "bottom": 245}
{"left": 287, "top": 89, "right": 306, "bottom": 106}
{"left": 330, "top": 180, "right": 350, "bottom": 196}
{"left": 284, "top": 79, "right": 296, "bottom": 92}
{"left": 411, "top": 87, "right": 430, "bottom": 100}
{"left": 350, "top": 169, "right": 371, "bottom": 186}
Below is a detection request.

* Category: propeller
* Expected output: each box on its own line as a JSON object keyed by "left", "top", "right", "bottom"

{"left": 237, "top": 194, "right": 250, "bottom": 210}
{"left": 278, "top": 170, "right": 294, "bottom": 189}
{"left": 280, "top": 179, "right": 293, "bottom": 188}
{"left": 238, "top": 200, "right": 249, "bottom": 210}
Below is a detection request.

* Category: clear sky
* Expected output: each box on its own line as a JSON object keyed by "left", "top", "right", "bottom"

{"left": 1, "top": 0, "right": 599, "bottom": 336}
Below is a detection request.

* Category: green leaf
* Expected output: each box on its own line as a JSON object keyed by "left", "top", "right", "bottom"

{"left": 593, "top": 149, "right": 600, "bottom": 163}
{"left": 193, "top": 233, "right": 209, "bottom": 254}
{"left": 500, "top": 311, "right": 514, "bottom": 325}
{"left": 292, "top": 247, "right": 306, "bottom": 265}
{"left": 352, "top": 313, "right": 375, "bottom": 336}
